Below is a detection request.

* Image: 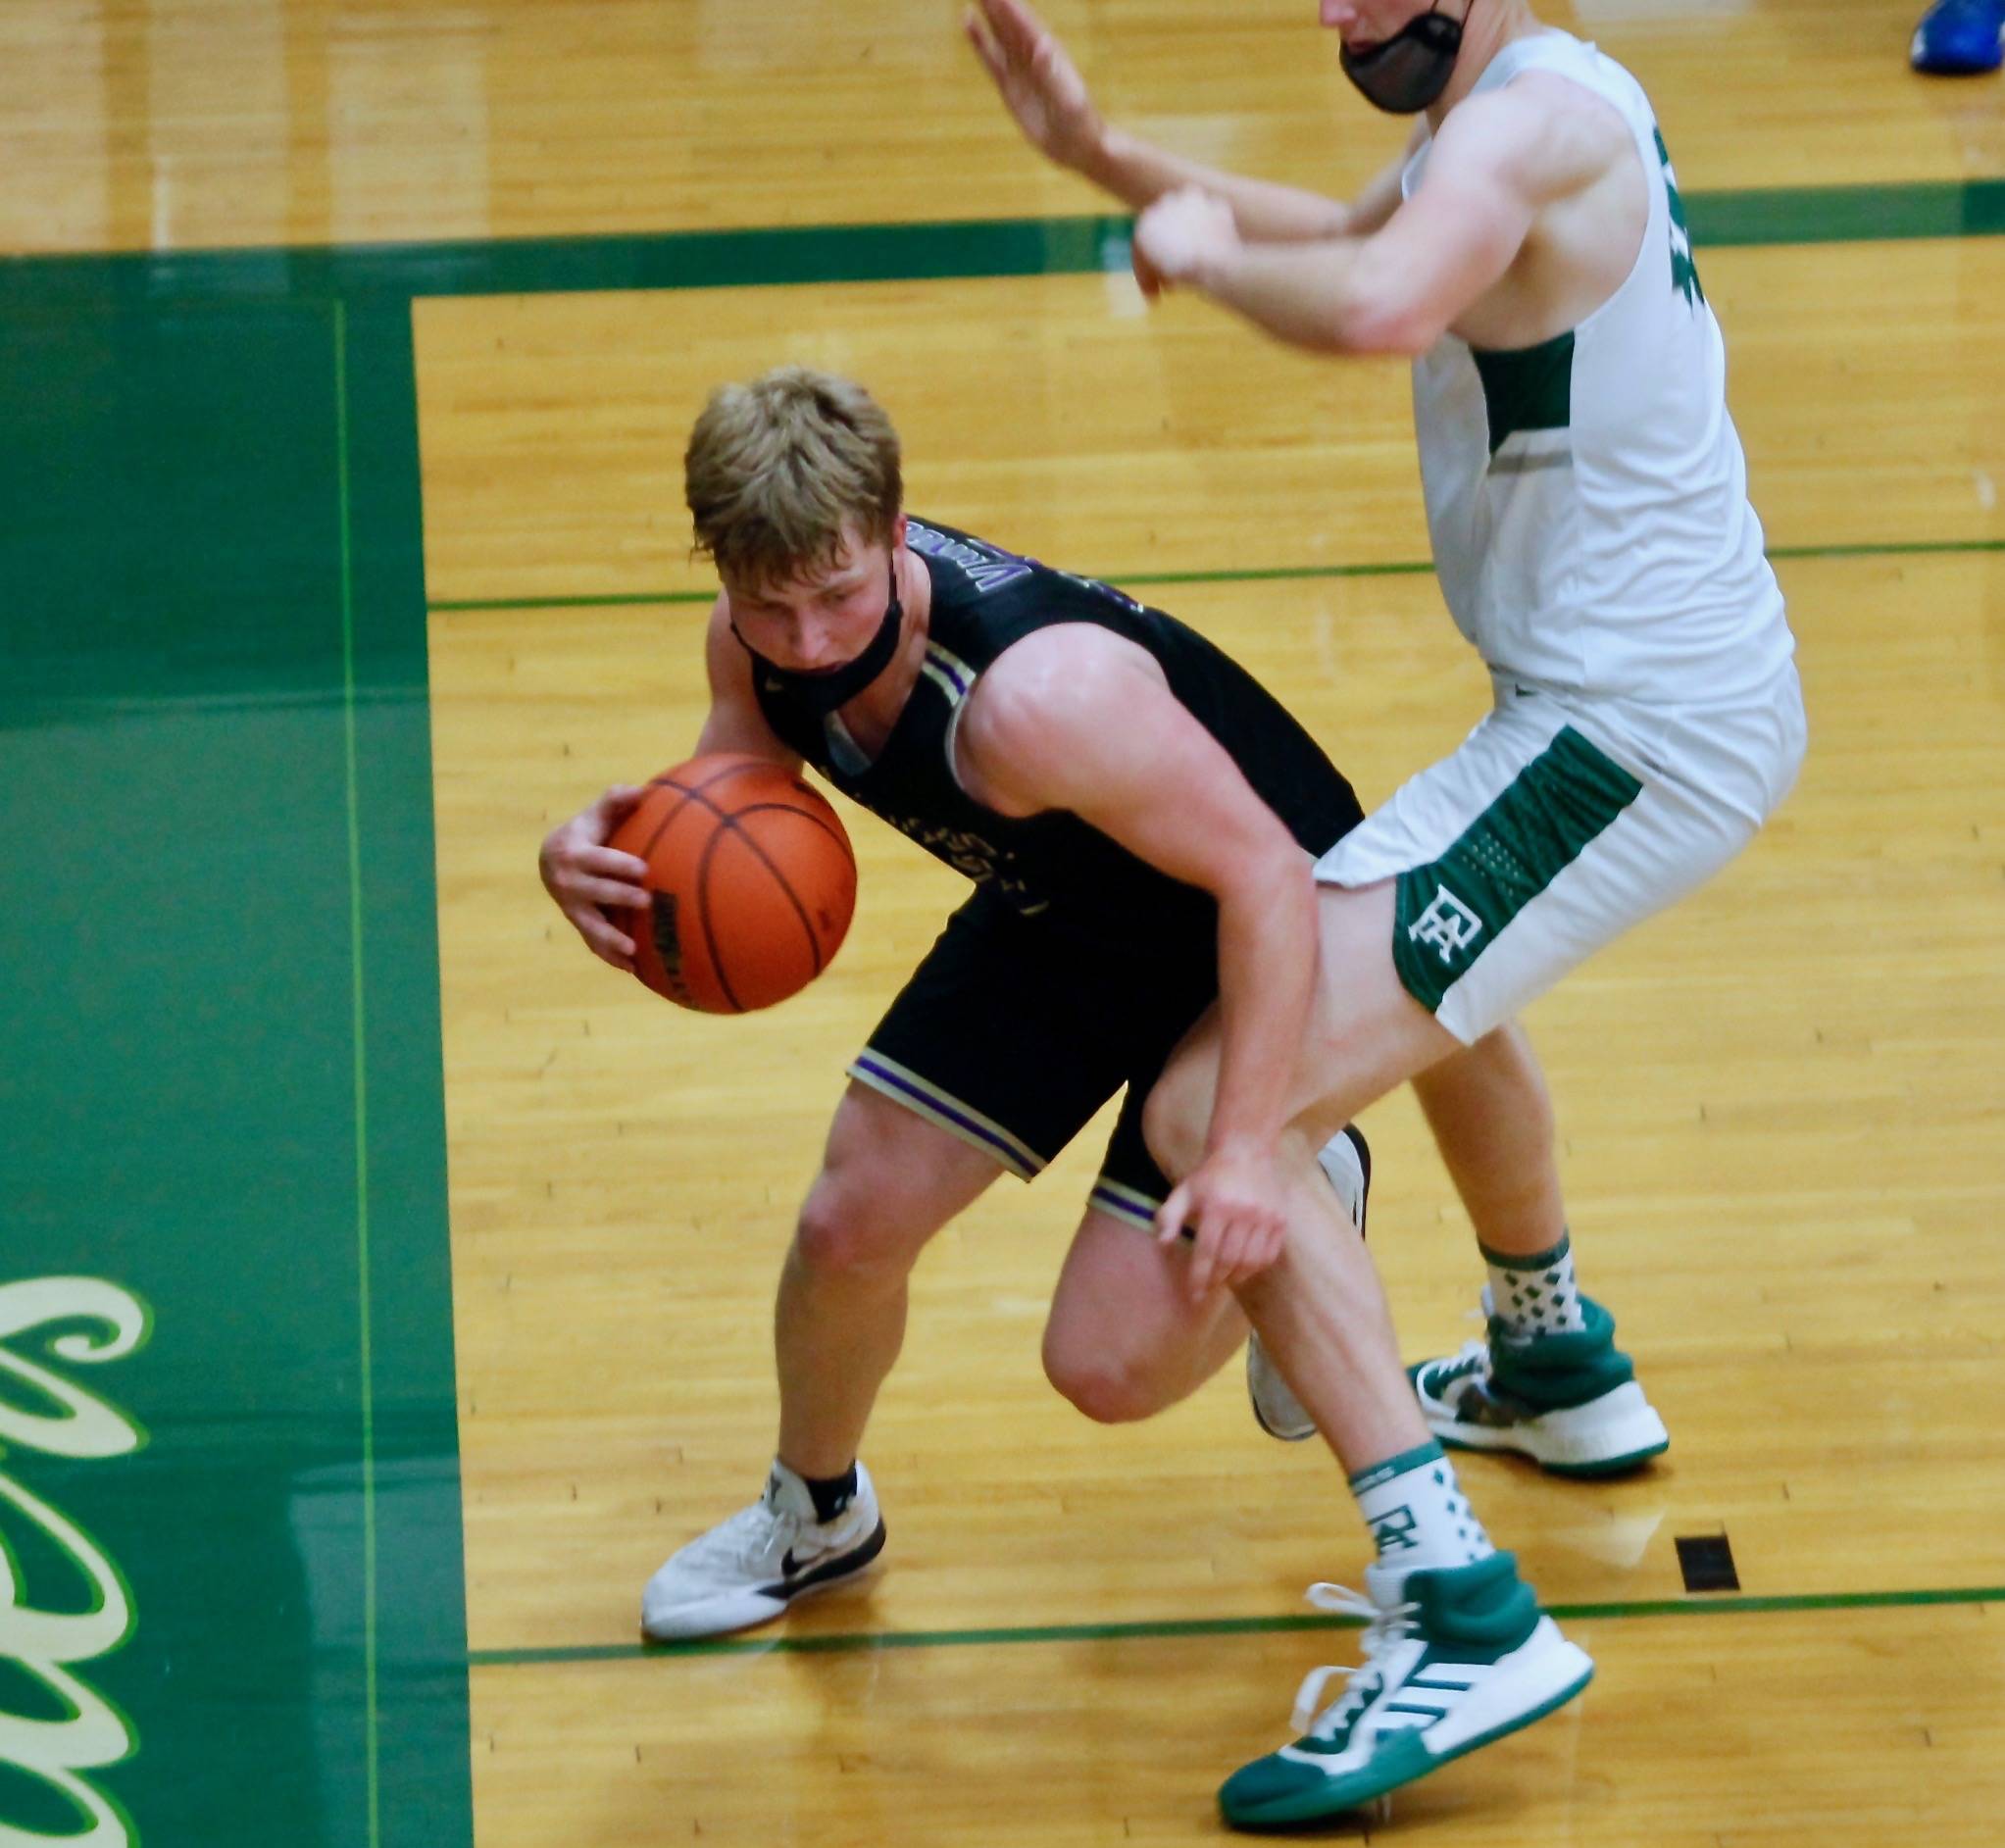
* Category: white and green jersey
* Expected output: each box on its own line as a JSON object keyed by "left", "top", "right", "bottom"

{"left": 1404, "top": 30, "right": 1794, "bottom": 705}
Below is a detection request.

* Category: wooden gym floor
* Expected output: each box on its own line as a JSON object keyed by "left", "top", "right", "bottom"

{"left": 3, "top": 3, "right": 2002, "bottom": 1844}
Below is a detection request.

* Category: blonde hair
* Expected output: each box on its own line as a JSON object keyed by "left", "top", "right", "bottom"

{"left": 684, "top": 367, "right": 903, "bottom": 588}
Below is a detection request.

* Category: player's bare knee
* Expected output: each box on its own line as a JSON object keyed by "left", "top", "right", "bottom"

{"left": 790, "top": 1176, "right": 928, "bottom": 1289}
{"left": 1042, "top": 1330, "right": 1156, "bottom": 1424}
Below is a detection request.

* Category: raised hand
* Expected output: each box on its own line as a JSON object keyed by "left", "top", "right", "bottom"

{"left": 965, "top": 0, "right": 1106, "bottom": 174}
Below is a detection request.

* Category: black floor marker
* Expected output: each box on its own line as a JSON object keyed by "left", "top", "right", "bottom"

{"left": 1675, "top": 1532, "right": 1741, "bottom": 1593}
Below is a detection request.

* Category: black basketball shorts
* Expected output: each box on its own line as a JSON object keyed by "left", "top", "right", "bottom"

{"left": 847, "top": 892, "right": 1221, "bottom": 1227}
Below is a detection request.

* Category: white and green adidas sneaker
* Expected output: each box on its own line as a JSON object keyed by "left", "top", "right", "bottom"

{"left": 1410, "top": 1292, "right": 1669, "bottom": 1476}
{"left": 1219, "top": 1553, "right": 1593, "bottom": 1829}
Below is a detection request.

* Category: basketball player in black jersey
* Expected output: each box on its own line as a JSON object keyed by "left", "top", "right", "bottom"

{"left": 540, "top": 366, "right": 1370, "bottom": 1623}
{"left": 539, "top": 367, "right": 1587, "bottom": 1824}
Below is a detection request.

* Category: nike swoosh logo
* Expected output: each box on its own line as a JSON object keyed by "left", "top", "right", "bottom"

{"left": 764, "top": 1521, "right": 889, "bottom": 1600}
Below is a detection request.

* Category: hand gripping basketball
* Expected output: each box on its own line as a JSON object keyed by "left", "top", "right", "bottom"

{"left": 605, "top": 754, "right": 858, "bottom": 1013}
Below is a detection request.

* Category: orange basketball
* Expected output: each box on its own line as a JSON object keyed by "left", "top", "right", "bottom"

{"left": 607, "top": 754, "right": 857, "bottom": 1013}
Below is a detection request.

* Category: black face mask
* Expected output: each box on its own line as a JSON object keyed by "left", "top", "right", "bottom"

{"left": 733, "top": 563, "right": 905, "bottom": 716}
{"left": 1339, "top": 5, "right": 1465, "bottom": 114}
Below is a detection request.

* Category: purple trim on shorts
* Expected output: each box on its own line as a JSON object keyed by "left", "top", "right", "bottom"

{"left": 1088, "top": 1184, "right": 1158, "bottom": 1229}
{"left": 849, "top": 1053, "right": 1040, "bottom": 1177}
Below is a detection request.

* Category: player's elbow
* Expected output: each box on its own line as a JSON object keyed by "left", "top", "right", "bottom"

{"left": 1350, "top": 310, "right": 1442, "bottom": 359}
{"left": 1336, "top": 282, "right": 1444, "bottom": 357}
{"left": 1331, "top": 234, "right": 1454, "bottom": 355}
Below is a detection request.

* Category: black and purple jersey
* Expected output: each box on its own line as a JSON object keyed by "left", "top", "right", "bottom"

{"left": 748, "top": 517, "right": 1362, "bottom": 939}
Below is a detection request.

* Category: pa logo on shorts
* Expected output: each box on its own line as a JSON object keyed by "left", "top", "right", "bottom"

{"left": 1408, "top": 884, "right": 1485, "bottom": 966}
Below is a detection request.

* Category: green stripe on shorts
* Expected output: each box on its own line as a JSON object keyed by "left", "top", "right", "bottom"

{"left": 1393, "top": 725, "right": 1644, "bottom": 1014}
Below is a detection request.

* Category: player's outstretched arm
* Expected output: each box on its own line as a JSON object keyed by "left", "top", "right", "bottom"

{"left": 966, "top": 0, "right": 1409, "bottom": 242}
{"left": 957, "top": 626, "right": 1320, "bottom": 1300}
{"left": 1130, "top": 88, "right": 1558, "bottom": 355}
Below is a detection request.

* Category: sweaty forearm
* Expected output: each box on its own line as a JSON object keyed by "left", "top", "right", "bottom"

{"left": 1084, "top": 125, "right": 1353, "bottom": 241}
{"left": 1184, "top": 235, "right": 1402, "bottom": 355}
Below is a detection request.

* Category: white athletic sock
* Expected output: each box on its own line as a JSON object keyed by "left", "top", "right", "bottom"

{"left": 1350, "top": 1440, "right": 1496, "bottom": 1575}
{"left": 1482, "top": 1231, "right": 1587, "bottom": 1338}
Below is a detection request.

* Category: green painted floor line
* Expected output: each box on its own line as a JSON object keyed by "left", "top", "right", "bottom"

{"left": 5, "top": 178, "right": 2004, "bottom": 310}
{"left": 431, "top": 589, "right": 721, "bottom": 612}
{"left": 427, "top": 536, "right": 2005, "bottom": 616}
{"left": 469, "top": 1581, "right": 2003, "bottom": 1668}
{"left": 333, "top": 298, "right": 385, "bottom": 1848}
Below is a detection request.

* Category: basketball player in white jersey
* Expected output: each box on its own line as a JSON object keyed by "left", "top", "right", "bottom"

{"left": 974, "top": 0, "right": 1805, "bottom": 1823}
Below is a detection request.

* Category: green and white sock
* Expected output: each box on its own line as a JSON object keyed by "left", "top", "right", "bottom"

{"left": 1350, "top": 1440, "right": 1495, "bottom": 1573}
{"left": 1482, "top": 1232, "right": 1586, "bottom": 1338}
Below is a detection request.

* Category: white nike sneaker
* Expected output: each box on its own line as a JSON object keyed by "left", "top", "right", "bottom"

{"left": 1247, "top": 1125, "right": 1372, "bottom": 1442}
{"left": 1219, "top": 1552, "right": 1594, "bottom": 1827}
{"left": 640, "top": 1460, "right": 886, "bottom": 1641}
